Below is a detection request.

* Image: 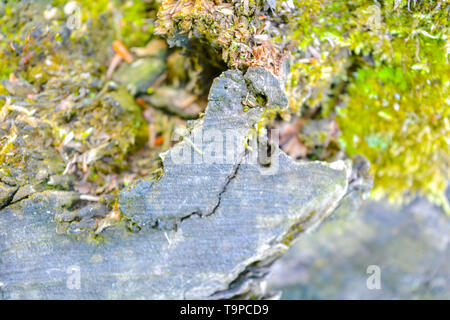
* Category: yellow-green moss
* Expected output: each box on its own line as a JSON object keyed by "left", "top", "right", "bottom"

{"left": 0, "top": 1, "right": 153, "bottom": 189}
{"left": 285, "top": 0, "right": 449, "bottom": 212}
{"left": 155, "top": 0, "right": 285, "bottom": 73}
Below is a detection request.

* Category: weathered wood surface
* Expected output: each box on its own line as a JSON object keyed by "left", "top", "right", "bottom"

{"left": 0, "top": 68, "right": 351, "bottom": 299}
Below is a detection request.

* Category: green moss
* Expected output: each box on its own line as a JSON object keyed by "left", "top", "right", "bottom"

{"left": 284, "top": 0, "right": 449, "bottom": 212}
{"left": 338, "top": 61, "right": 449, "bottom": 212}
{"left": 155, "top": 0, "right": 285, "bottom": 73}
{"left": 1, "top": 0, "right": 447, "bottom": 214}
{"left": 0, "top": 1, "right": 155, "bottom": 192}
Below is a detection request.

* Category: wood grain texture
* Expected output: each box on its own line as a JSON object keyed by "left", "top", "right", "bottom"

{"left": 0, "top": 68, "right": 350, "bottom": 299}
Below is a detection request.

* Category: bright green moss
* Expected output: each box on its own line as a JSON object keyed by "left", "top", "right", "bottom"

{"left": 338, "top": 63, "right": 449, "bottom": 212}
{"left": 285, "top": 0, "right": 449, "bottom": 212}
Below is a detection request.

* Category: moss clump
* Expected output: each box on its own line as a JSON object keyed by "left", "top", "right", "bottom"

{"left": 283, "top": 0, "right": 449, "bottom": 212}
{"left": 0, "top": 1, "right": 155, "bottom": 193}
{"left": 338, "top": 62, "right": 449, "bottom": 212}
{"left": 155, "top": 0, "right": 286, "bottom": 74}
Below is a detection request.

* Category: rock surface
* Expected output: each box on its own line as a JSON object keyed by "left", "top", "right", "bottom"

{"left": 114, "top": 58, "right": 166, "bottom": 96}
{"left": 1, "top": 68, "right": 352, "bottom": 299}
{"left": 267, "top": 196, "right": 450, "bottom": 299}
